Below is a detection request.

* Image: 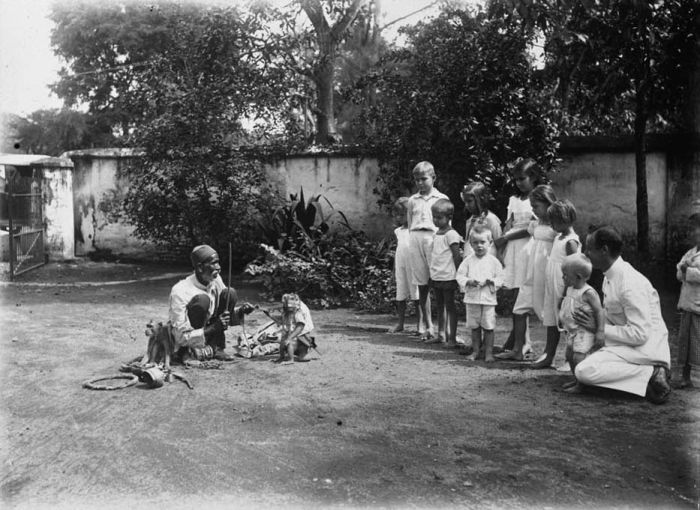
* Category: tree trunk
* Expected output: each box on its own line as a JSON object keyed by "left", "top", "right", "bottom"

{"left": 634, "top": 96, "right": 649, "bottom": 254}
{"left": 314, "top": 53, "right": 337, "bottom": 144}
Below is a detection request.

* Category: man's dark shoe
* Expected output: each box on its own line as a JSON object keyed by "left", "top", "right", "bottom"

{"left": 646, "top": 365, "right": 671, "bottom": 405}
{"left": 214, "top": 348, "right": 236, "bottom": 362}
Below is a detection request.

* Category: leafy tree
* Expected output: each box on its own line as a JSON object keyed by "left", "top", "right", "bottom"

{"left": 9, "top": 109, "right": 117, "bottom": 156}
{"left": 494, "top": 0, "right": 699, "bottom": 253}
{"left": 350, "top": 4, "right": 561, "bottom": 224}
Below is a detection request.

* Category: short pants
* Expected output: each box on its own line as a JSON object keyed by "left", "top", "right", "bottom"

{"left": 466, "top": 303, "right": 496, "bottom": 330}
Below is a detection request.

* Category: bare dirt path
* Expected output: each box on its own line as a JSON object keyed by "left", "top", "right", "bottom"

{"left": 1, "top": 262, "right": 698, "bottom": 509}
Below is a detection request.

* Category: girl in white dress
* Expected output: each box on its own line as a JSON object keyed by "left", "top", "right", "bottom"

{"left": 461, "top": 181, "right": 502, "bottom": 259}
{"left": 532, "top": 199, "right": 581, "bottom": 369}
{"left": 497, "top": 184, "right": 557, "bottom": 361}
{"left": 493, "top": 159, "right": 540, "bottom": 355}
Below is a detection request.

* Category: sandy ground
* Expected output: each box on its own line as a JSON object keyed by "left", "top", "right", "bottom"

{"left": 0, "top": 261, "right": 698, "bottom": 509}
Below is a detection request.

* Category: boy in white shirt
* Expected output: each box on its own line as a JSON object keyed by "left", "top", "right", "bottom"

{"left": 457, "top": 227, "right": 504, "bottom": 362}
{"left": 406, "top": 161, "right": 448, "bottom": 341}
{"left": 428, "top": 198, "right": 462, "bottom": 346}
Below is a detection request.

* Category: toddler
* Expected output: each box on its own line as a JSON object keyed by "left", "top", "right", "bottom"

{"left": 276, "top": 293, "right": 316, "bottom": 364}
{"left": 456, "top": 226, "right": 504, "bottom": 362}
{"left": 558, "top": 253, "right": 605, "bottom": 392}
{"left": 461, "top": 181, "right": 502, "bottom": 259}
{"left": 674, "top": 212, "right": 700, "bottom": 388}
{"left": 391, "top": 197, "right": 421, "bottom": 333}
{"left": 407, "top": 161, "right": 448, "bottom": 341}
{"left": 428, "top": 198, "right": 462, "bottom": 346}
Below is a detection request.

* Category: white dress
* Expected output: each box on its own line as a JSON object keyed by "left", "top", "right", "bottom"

{"left": 544, "top": 230, "right": 580, "bottom": 326}
{"left": 501, "top": 196, "right": 534, "bottom": 289}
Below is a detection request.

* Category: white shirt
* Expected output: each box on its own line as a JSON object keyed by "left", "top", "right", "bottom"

{"left": 429, "top": 229, "right": 462, "bottom": 281}
{"left": 407, "top": 188, "right": 448, "bottom": 232}
{"left": 168, "top": 273, "right": 226, "bottom": 348}
{"left": 677, "top": 246, "right": 700, "bottom": 314}
{"left": 601, "top": 257, "right": 670, "bottom": 367}
{"left": 456, "top": 253, "right": 504, "bottom": 305}
{"left": 394, "top": 226, "right": 411, "bottom": 269}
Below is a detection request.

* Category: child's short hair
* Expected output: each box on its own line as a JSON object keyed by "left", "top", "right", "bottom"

{"left": 393, "top": 196, "right": 409, "bottom": 213}
{"left": 469, "top": 225, "right": 492, "bottom": 242}
{"left": 461, "top": 181, "right": 491, "bottom": 215}
{"left": 431, "top": 198, "right": 454, "bottom": 218}
{"left": 529, "top": 184, "right": 557, "bottom": 207}
{"left": 562, "top": 253, "right": 593, "bottom": 280}
{"left": 512, "top": 158, "right": 543, "bottom": 184}
{"left": 412, "top": 161, "right": 435, "bottom": 178}
{"left": 548, "top": 199, "right": 577, "bottom": 225}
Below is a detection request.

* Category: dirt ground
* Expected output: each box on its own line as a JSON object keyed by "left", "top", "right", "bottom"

{"left": 1, "top": 261, "right": 698, "bottom": 510}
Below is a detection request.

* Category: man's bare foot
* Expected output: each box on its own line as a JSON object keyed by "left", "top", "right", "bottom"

{"left": 281, "top": 360, "right": 294, "bottom": 365}
{"left": 390, "top": 325, "right": 405, "bottom": 333}
{"left": 465, "top": 353, "right": 477, "bottom": 361}
{"left": 484, "top": 355, "right": 495, "bottom": 363}
{"left": 563, "top": 382, "right": 585, "bottom": 394}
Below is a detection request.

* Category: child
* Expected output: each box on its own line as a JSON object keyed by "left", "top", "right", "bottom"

{"left": 674, "top": 212, "right": 700, "bottom": 388}
{"left": 497, "top": 184, "right": 558, "bottom": 361}
{"left": 461, "top": 181, "right": 502, "bottom": 259}
{"left": 391, "top": 197, "right": 422, "bottom": 333}
{"left": 558, "top": 253, "right": 605, "bottom": 392}
{"left": 494, "top": 159, "right": 540, "bottom": 355}
{"left": 456, "top": 226, "right": 504, "bottom": 362}
{"left": 428, "top": 198, "right": 462, "bottom": 346}
{"left": 407, "top": 161, "right": 448, "bottom": 341}
{"left": 276, "top": 293, "right": 315, "bottom": 364}
{"left": 533, "top": 199, "right": 581, "bottom": 369}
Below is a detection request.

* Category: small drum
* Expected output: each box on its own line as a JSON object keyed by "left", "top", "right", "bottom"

{"left": 190, "top": 345, "right": 214, "bottom": 361}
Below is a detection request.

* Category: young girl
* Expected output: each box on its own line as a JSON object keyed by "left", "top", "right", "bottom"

{"left": 428, "top": 198, "right": 462, "bottom": 347}
{"left": 391, "top": 197, "right": 421, "bottom": 333}
{"left": 533, "top": 199, "right": 581, "bottom": 369}
{"left": 497, "top": 184, "right": 557, "bottom": 361}
{"left": 461, "top": 181, "right": 502, "bottom": 259}
{"left": 674, "top": 212, "right": 700, "bottom": 388}
{"left": 493, "top": 159, "right": 540, "bottom": 356}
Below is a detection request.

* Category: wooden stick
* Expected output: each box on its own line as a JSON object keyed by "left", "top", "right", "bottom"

{"left": 225, "top": 241, "right": 232, "bottom": 311}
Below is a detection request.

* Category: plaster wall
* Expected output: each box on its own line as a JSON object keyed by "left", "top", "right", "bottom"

{"left": 551, "top": 151, "right": 668, "bottom": 256}
{"left": 43, "top": 167, "right": 75, "bottom": 260}
{"left": 264, "top": 155, "right": 391, "bottom": 238}
{"left": 69, "top": 151, "right": 158, "bottom": 258}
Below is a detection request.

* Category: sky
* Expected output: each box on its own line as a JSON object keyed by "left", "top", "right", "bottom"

{"left": 0, "top": 0, "right": 452, "bottom": 118}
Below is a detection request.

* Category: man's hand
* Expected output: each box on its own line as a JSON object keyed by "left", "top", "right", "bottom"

{"left": 217, "top": 311, "right": 230, "bottom": 330}
{"left": 572, "top": 308, "right": 596, "bottom": 333}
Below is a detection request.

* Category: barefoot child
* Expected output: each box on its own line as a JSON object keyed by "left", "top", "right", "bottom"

{"left": 407, "top": 161, "right": 448, "bottom": 341}
{"left": 496, "top": 184, "right": 557, "bottom": 361}
{"left": 533, "top": 199, "right": 581, "bottom": 369}
{"left": 558, "top": 253, "right": 605, "bottom": 391}
{"left": 674, "top": 212, "right": 700, "bottom": 388}
{"left": 456, "top": 226, "right": 504, "bottom": 362}
{"left": 277, "top": 293, "right": 315, "bottom": 364}
{"left": 428, "top": 198, "right": 462, "bottom": 346}
{"left": 494, "top": 159, "right": 541, "bottom": 355}
{"left": 391, "top": 197, "right": 421, "bottom": 333}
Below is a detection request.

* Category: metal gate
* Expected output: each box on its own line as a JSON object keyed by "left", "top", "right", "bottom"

{"left": 1, "top": 164, "right": 45, "bottom": 279}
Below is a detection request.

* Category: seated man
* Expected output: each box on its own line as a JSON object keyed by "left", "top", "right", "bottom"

{"left": 573, "top": 226, "right": 672, "bottom": 404}
{"left": 169, "top": 244, "right": 254, "bottom": 361}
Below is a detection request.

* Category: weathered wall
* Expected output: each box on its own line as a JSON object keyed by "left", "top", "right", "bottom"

{"left": 61, "top": 144, "right": 698, "bottom": 262}
{"left": 64, "top": 149, "right": 158, "bottom": 259}
{"left": 43, "top": 165, "right": 75, "bottom": 260}
{"left": 264, "top": 154, "right": 391, "bottom": 238}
